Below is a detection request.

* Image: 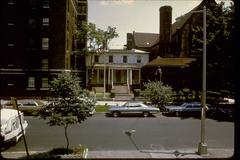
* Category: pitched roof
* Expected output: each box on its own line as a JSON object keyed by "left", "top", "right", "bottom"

{"left": 144, "top": 56, "right": 196, "bottom": 68}
{"left": 133, "top": 32, "right": 159, "bottom": 48}
{"left": 172, "top": 13, "right": 193, "bottom": 35}
{"left": 172, "top": 0, "right": 217, "bottom": 35}
{"left": 132, "top": 0, "right": 217, "bottom": 48}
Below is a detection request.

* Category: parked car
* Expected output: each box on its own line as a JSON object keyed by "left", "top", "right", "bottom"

{"left": 43, "top": 101, "right": 96, "bottom": 117}
{"left": 1, "top": 108, "right": 28, "bottom": 145}
{"left": 162, "top": 102, "right": 214, "bottom": 117}
{"left": 106, "top": 102, "right": 160, "bottom": 117}
{"left": 3, "top": 99, "right": 42, "bottom": 115}
{"left": 70, "top": 103, "right": 96, "bottom": 117}
{"left": 213, "top": 98, "right": 234, "bottom": 121}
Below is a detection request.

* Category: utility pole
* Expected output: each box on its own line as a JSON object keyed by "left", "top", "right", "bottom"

{"left": 191, "top": 6, "right": 208, "bottom": 156}
{"left": 198, "top": 6, "right": 208, "bottom": 156}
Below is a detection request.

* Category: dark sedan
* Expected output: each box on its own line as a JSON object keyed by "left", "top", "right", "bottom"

{"left": 106, "top": 102, "right": 160, "bottom": 117}
{"left": 162, "top": 102, "right": 214, "bottom": 117}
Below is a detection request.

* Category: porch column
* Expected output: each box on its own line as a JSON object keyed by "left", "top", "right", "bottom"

{"left": 139, "top": 69, "right": 141, "bottom": 84}
{"left": 127, "top": 69, "right": 130, "bottom": 90}
{"left": 130, "top": 69, "right": 132, "bottom": 86}
{"left": 86, "top": 68, "right": 88, "bottom": 87}
{"left": 111, "top": 68, "right": 114, "bottom": 89}
{"left": 108, "top": 67, "right": 111, "bottom": 85}
{"left": 97, "top": 69, "right": 99, "bottom": 83}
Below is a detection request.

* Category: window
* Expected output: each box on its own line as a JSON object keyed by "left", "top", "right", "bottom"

{"left": 29, "top": 0, "right": 36, "bottom": 5}
{"left": 42, "top": 0, "right": 49, "bottom": 8}
{"left": 109, "top": 55, "right": 113, "bottom": 63}
{"left": 79, "top": 6, "right": 87, "bottom": 14}
{"left": 8, "top": 0, "right": 15, "bottom": 5}
{"left": 8, "top": 23, "right": 15, "bottom": 26}
{"left": 8, "top": 64, "right": 14, "bottom": 67}
{"left": 42, "top": 38, "right": 49, "bottom": 50}
{"left": 28, "top": 38, "right": 37, "bottom": 50}
{"left": 42, "top": 59, "right": 48, "bottom": 70}
{"left": 137, "top": 56, "right": 141, "bottom": 63}
{"left": 8, "top": 83, "right": 14, "bottom": 86}
{"left": 186, "top": 105, "right": 193, "bottom": 108}
{"left": 8, "top": 43, "right": 15, "bottom": 47}
{"left": 193, "top": 104, "right": 201, "bottom": 108}
{"left": 41, "top": 78, "right": 49, "bottom": 89}
{"left": 29, "top": 18, "right": 37, "bottom": 28}
{"left": 42, "top": 18, "right": 49, "bottom": 26}
{"left": 123, "top": 56, "right": 127, "bottom": 63}
{"left": 28, "top": 77, "right": 35, "bottom": 88}
{"left": 94, "top": 56, "right": 99, "bottom": 63}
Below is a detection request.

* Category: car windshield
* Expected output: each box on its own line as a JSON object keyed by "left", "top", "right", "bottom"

{"left": 124, "top": 102, "right": 147, "bottom": 107}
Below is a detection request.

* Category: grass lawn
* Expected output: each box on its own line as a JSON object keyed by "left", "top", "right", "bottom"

{"left": 95, "top": 105, "right": 109, "bottom": 112}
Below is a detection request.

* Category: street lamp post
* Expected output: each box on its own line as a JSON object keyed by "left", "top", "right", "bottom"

{"left": 191, "top": 6, "right": 208, "bottom": 155}
{"left": 199, "top": 6, "right": 208, "bottom": 156}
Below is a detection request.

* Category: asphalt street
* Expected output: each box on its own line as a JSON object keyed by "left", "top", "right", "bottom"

{"left": 3, "top": 113, "right": 234, "bottom": 152}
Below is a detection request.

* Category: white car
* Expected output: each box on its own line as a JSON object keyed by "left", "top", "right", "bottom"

{"left": 1, "top": 109, "right": 28, "bottom": 144}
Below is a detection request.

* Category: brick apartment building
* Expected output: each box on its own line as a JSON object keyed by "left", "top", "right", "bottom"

{"left": 0, "top": 0, "right": 87, "bottom": 98}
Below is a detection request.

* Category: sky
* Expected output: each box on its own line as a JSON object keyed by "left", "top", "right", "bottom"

{"left": 88, "top": 0, "right": 232, "bottom": 49}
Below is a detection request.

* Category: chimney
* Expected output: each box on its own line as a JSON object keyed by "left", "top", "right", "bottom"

{"left": 126, "top": 33, "right": 133, "bottom": 50}
{"left": 159, "top": 6, "right": 172, "bottom": 57}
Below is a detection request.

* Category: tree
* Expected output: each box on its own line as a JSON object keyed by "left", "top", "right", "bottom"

{"left": 191, "top": 1, "right": 235, "bottom": 93}
{"left": 75, "top": 22, "right": 119, "bottom": 88}
{"left": 140, "top": 81, "right": 174, "bottom": 108}
{"left": 37, "top": 72, "right": 96, "bottom": 154}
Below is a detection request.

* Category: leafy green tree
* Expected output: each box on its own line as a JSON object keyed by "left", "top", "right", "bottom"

{"left": 38, "top": 72, "right": 96, "bottom": 154}
{"left": 191, "top": 2, "right": 234, "bottom": 93}
{"left": 174, "top": 88, "right": 200, "bottom": 103}
{"left": 75, "top": 22, "right": 119, "bottom": 88}
{"left": 140, "top": 81, "right": 174, "bottom": 108}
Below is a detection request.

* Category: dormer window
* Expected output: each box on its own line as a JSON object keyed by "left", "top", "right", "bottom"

{"left": 123, "top": 56, "right": 127, "bottom": 63}
{"left": 94, "top": 55, "right": 99, "bottom": 63}
{"left": 137, "top": 56, "right": 141, "bottom": 63}
{"left": 109, "top": 55, "right": 113, "bottom": 63}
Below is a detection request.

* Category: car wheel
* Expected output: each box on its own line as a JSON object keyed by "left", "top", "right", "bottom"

{"left": 175, "top": 112, "right": 180, "bottom": 117}
{"left": 112, "top": 112, "right": 120, "bottom": 117}
{"left": 11, "top": 136, "right": 18, "bottom": 145}
{"left": 142, "top": 112, "right": 149, "bottom": 117}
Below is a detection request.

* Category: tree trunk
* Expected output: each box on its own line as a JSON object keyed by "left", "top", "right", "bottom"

{"left": 87, "top": 57, "right": 96, "bottom": 89}
{"left": 64, "top": 124, "right": 69, "bottom": 154}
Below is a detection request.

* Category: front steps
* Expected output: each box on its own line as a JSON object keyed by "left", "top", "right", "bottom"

{"left": 111, "top": 85, "right": 134, "bottom": 101}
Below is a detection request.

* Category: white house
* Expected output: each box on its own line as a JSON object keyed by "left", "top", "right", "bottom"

{"left": 85, "top": 49, "right": 149, "bottom": 95}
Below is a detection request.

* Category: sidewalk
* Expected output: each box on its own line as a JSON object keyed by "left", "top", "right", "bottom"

{"left": 2, "top": 148, "right": 234, "bottom": 159}
{"left": 87, "top": 149, "right": 234, "bottom": 159}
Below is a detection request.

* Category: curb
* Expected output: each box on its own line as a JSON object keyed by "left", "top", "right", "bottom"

{"left": 2, "top": 149, "right": 234, "bottom": 159}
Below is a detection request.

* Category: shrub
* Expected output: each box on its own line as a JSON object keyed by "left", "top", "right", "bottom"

{"left": 140, "top": 81, "right": 174, "bottom": 108}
